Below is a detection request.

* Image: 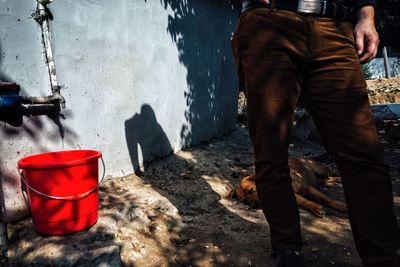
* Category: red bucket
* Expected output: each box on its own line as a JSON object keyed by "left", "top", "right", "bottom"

{"left": 18, "top": 150, "right": 103, "bottom": 235}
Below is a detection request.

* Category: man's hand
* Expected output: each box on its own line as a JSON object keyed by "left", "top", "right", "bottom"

{"left": 258, "top": 0, "right": 270, "bottom": 3}
{"left": 354, "top": 6, "right": 379, "bottom": 63}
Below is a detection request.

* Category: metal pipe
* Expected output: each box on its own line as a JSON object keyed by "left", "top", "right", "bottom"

{"left": 0, "top": 93, "right": 65, "bottom": 109}
{"left": 382, "top": 46, "right": 391, "bottom": 79}
{"left": 35, "top": 0, "right": 66, "bottom": 108}
{"left": 20, "top": 94, "right": 63, "bottom": 105}
{"left": 0, "top": 87, "right": 66, "bottom": 109}
{"left": 0, "top": 1, "right": 65, "bottom": 110}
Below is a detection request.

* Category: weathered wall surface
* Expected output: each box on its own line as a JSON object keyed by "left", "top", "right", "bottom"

{"left": 0, "top": 0, "right": 240, "bottom": 220}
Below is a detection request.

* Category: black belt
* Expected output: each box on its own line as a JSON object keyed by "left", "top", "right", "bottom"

{"left": 242, "top": 0, "right": 354, "bottom": 21}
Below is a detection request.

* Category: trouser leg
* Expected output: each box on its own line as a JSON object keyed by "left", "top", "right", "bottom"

{"left": 232, "top": 9, "right": 308, "bottom": 250}
{"left": 247, "top": 64, "right": 302, "bottom": 251}
{"left": 303, "top": 18, "right": 400, "bottom": 266}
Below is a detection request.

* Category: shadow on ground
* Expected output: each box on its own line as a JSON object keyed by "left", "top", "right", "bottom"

{"left": 122, "top": 102, "right": 362, "bottom": 266}
{"left": 8, "top": 119, "right": 367, "bottom": 266}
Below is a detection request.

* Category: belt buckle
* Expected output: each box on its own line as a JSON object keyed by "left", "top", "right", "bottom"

{"left": 297, "top": 0, "right": 327, "bottom": 15}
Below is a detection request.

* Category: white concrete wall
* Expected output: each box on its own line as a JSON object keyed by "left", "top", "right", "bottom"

{"left": 0, "top": 0, "right": 240, "bottom": 220}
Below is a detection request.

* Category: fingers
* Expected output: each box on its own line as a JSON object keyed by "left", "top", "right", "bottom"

{"left": 354, "top": 24, "right": 379, "bottom": 63}
{"left": 355, "top": 31, "right": 365, "bottom": 57}
{"left": 359, "top": 38, "right": 379, "bottom": 63}
{"left": 259, "top": 0, "right": 270, "bottom": 3}
{"left": 358, "top": 31, "right": 379, "bottom": 63}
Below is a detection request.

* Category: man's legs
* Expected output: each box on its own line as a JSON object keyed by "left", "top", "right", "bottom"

{"left": 232, "top": 9, "right": 310, "bottom": 251}
{"left": 302, "top": 17, "right": 400, "bottom": 266}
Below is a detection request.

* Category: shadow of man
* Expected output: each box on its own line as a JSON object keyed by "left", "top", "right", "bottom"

{"left": 125, "top": 104, "right": 173, "bottom": 174}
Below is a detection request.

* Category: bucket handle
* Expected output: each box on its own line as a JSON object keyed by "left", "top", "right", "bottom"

{"left": 19, "top": 157, "right": 106, "bottom": 201}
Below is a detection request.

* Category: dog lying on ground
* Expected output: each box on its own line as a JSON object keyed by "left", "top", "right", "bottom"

{"left": 228, "top": 158, "right": 346, "bottom": 217}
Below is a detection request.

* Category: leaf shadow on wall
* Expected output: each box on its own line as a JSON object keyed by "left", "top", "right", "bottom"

{"left": 147, "top": 0, "right": 241, "bottom": 147}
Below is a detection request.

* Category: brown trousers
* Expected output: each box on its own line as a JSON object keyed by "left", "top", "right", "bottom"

{"left": 231, "top": 8, "right": 400, "bottom": 266}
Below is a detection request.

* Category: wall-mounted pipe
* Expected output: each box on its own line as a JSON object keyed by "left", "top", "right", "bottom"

{"left": 32, "top": 0, "right": 65, "bottom": 108}
{"left": 0, "top": 80, "right": 62, "bottom": 110}
{"left": 0, "top": 0, "right": 66, "bottom": 111}
{"left": 20, "top": 93, "right": 63, "bottom": 105}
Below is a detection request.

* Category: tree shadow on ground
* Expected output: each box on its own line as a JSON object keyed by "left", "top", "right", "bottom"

{"left": 124, "top": 103, "right": 363, "bottom": 266}
{"left": 7, "top": 221, "right": 120, "bottom": 266}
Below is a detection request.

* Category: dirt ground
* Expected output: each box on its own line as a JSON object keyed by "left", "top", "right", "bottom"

{"left": 6, "top": 78, "right": 400, "bottom": 267}
{"left": 367, "top": 77, "right": 400, "bottom": 103}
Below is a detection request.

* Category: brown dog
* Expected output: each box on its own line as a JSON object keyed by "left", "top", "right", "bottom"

{"left": 229, "top": 158, "right": 346, "bottom": 217}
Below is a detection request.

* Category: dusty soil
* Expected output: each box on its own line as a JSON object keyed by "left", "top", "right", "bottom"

{"left": 367, "top": 77, "right": 400, "bottom": 104}
{"left": 6, "top": 78, "right": 400, "bottom": 267}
